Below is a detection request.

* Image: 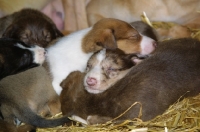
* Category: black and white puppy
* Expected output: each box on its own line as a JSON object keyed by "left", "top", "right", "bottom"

{"left": 0, "top": 38, "right": 45, "bottom": 131}
{"left": 0, "top": 38, "right": 45, "bottom": 79}
{"left": 0, "top": 38, "right": 72, "bottom": 129}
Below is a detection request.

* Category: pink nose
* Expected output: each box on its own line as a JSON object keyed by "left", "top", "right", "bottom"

{"left": 86, "top": 77, "right": 97, "bottom": 86}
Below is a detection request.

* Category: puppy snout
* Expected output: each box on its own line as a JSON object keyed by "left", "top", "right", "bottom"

{"left": 86, "top": 77, "right": 97, "bottom": 86}
{"left": 33, "top": 46, "right": 46, "bottom": 64}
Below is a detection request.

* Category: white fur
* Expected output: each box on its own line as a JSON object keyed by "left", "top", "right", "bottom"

{"left": 47, "top": 26, "right": 155, "bottom": 95}
{"left": 140, "top": 34, "right": 156, "bottom": 55}
{"left": 71, "top": 115, "right": 88, "bottom": 125}
{"left": 84, "top": 49, "right": 106, "bottom": 94}
{"left": 47, "top": 28, "right": 92, "bottom": 95}
{"left": 16, "top": 44, "right": 45, "bottom": 65}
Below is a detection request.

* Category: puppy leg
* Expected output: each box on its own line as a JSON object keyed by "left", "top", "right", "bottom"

{"left": 0, "top": 104, "right": 16, "bottom": 125}
{"left": 47, "top": 97, "right": 61, "bottom": 116}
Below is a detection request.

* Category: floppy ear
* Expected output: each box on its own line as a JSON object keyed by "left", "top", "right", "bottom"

{"left": 53, "top": 26, "right": 64, "bottom": 37}
{"left": 2, "top": 24, "right": 17, "bottom": 38}
{"left": 96, "top": 29, "right": 117, "bottom": 49}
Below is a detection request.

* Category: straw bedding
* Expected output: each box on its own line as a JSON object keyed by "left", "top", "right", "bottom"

{"left": 36, "top": 13, "right": 200, "bottom": 132}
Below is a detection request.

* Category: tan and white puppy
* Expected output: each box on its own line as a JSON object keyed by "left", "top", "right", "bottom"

{"left": 47, "top": 18, "right": 156, "bottom": 95}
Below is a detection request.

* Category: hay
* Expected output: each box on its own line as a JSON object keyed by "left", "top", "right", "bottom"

{"left": 141, "top": 11, "right": 200, "bottom": 41}
{"left": 37, "top": 13, "right": 200, "bottom": 132}
{"left": 37, "top": 94, "right": 200, "bottom": 132}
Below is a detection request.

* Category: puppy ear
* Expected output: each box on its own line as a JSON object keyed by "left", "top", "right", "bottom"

{"left": 2, "top": 24, "right": 17, "bottom": 38}
{"left": 52, "top": 25, "right": 64, "bottom": 37}
{"left": 96, "top": 29, "right": 117, "bottom": 49}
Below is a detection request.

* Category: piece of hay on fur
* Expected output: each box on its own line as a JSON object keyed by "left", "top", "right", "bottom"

{"left": 37, "top": 94, "right": 200, "bottom": 132}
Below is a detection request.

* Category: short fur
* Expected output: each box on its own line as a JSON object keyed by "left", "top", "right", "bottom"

{"left": 0, "top": 38, "right": 45, "bottom": 131}
{"left": 0, "top": 8, "right": 63, "bottom": 48}
{"left": 0, "top": 38, "right": 71, "bottom": 129}
{"left": 83, "top": 49, "right": 139, "bottom": 94}
{"left": 60, "top": 38, "right": 200, "bottom": 124}
{"left": 60, "top": 48, "right": 145, "bottom": 123}
{"left": 0, "top": 38, "right": 45, "bottom": 79}
{"left": 47, "top": 18, "right": 156, "bottom": 95}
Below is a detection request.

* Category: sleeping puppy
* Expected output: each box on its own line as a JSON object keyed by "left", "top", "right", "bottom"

{"left": 0, "top": 38, "right": 45, "bottom": 79}
{"left": 0, "top": 66, "right": 62, "bottom": 131}
{"left": 0, "top": 8, "right": 63, "bottom": 48}
{"left": 60, "top": 38, "right": 200, "bottom": 125}
{"left": 0, "top": 38, "right": 45, "bottom": 131}
{"left": 0, "top": 38, "right": 72, "bottom": 129}
{"left": 47, "top": 18, "right": 157, "bottom": 95}
{"left": 60, "top": 48, "right": 145, "bottom": 124}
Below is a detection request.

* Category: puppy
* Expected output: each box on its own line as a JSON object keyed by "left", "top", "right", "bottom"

{"left": 0, "top": 66, "right": 74, "bottom": 129}
{"left": 60, "top": 48, "right": 145, "bottom": 123}
{"left": 47, "top": 18, "right": 156, "bottom": 95}
{"left": 0, "top": 38, "right": 45, "bottom": 131}
{"left": 0, "top": 8, "right": 63, "bottom": 48}
{"left": 60, "top": 38, "right": 200, "bottom": 124}
{"left": 84, "top": 49, "right": 142, "bottom": 94}
{"left": 0, "top": 39, "right": 72, "bottom": 129}
{"left": 0, "top": 38, "right": 45, "bottom": 79}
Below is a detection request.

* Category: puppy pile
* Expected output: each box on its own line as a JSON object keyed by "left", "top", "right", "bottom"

{"left": 0, "top": 6, "right": 200, "bottom": 132}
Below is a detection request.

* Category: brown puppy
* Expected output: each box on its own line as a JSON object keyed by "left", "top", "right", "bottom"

{"left": 60, "top": 38, "right": 200, "bottom": 124}
{"left": 0, "top": 8, "right": 63, "bottom": 48}
{"left": 60, "top": 48, "right": 143, "bottom": 123}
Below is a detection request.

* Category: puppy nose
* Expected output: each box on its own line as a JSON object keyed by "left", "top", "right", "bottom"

{"left": 86, "top": 77, "right": 97, "bottom": 86}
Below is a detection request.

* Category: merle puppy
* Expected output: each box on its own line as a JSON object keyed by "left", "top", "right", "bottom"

{"left": 0, "top": 8, "right": 63, "bottom": 48}
{"left": 60, "top": 38, "right": 200, "bottom": 125}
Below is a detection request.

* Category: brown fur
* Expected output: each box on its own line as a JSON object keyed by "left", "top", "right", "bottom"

{"left": 0, "top": 66, "right": 61, "bottom": 126}
{"left": 0, "top": 8, "right": 63, "bottom": 48}
{"left": 84, "top": 49, "right": 137, "bottom": 94}
{"left": 60, "top": 48, "right": 142, "bottom": 123}
{"left": 60, "top": 38, "right": 200, "bottom": 125}
{"left": 82, "top": 18, "right": 146, "bottom": 54}
{"left": 0, "top": 120, "right": 35, "bottom": 132}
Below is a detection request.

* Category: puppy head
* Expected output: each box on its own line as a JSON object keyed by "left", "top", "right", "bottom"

{"left": 2, "top": 9, "right": 63, "bottom": 48}
{"left": 0, "top": 38, "right": 46, "bottom": 79}
{"left": 82, "top": 18, "right": 156, "bottom": 55}
{"left": 84, "top": 48, "right": 136, "bottom": 94}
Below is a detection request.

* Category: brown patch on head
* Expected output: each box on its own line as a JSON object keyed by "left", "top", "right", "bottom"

{"left": 2, "top": 9, "right": 63, "bottom": 48}
{"left": 82, "top": 18, "right": 141, "bottom": 53}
